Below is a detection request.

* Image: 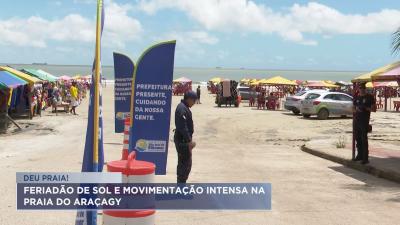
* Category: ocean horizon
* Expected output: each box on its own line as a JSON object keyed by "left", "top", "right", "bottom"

{"left": 3, "top": 63, "right": 367, "bottom": 82}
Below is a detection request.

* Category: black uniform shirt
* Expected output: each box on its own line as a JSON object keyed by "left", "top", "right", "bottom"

{"left": 175, "top": 100, "right": 194, "bottom": 142}
{"left": 353, "top": 94, "right": 374, "bottom": 121}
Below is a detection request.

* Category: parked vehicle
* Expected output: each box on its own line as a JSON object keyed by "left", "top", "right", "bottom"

{"left": 237, "top": 85, "right": 256, "bottom": 101}
{"left": 215, "top": 80, "right": 240, "bottom": 107}
{"left": 284, "top": 89, "right": 327, "bottom": 114}
{"left": 300, "top": 92, "right": 353, "bottom": 119}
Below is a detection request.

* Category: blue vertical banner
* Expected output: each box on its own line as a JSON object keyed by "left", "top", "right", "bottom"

{"left": 75, "top": 0, "right": 104, "bottom": 225}
{"left": 129, "top": 41, "right": 176, "bottom": 175}
{"left": 113, "top": 52, "right": 134, "bottom": 133}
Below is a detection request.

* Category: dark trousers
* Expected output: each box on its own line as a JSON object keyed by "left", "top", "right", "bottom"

{"left": 174, "top": 138, "right": 192, "bottom": 183}
{"left": 355, "top": 120, "right": 369, "bottom": 161}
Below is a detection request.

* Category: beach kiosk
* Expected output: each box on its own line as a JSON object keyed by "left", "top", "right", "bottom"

{"left": 0, "top": 66, "right": 41, "bottom": 119}
{"left": 0, "top": 71, "right": 28, "bottom": 132}
{"left": 350, "top": 61, "right": 400, "bottom": 160}
{"left": 208, "top": 77, "right": 222, "bottom": 94}
{"left": 259, "top": 76, "right": 297, "bottom": 110}
{"left": 172, "top": 77, "right": 192, "bottom": 95}
{"left": 352, "top": 61, "right": 400, "bottom": 112}
{"left": 370, "top": 62, "right": 400, "bottom": 111}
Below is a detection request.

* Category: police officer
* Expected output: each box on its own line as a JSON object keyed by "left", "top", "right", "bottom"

{"left": 353, "top": 83, "right": 375, "bottom": 164}
{"left": 174, "top": 91, "right": 197, "bottom": 183}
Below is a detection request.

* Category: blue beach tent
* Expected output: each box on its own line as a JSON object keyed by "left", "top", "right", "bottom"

{"left": 0, "top": 70, "right": 27, "bottom": 88}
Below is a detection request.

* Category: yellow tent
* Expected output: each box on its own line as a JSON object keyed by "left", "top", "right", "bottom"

{"left": 0, "top": 66, "right": 41, "bottom": 85}
{"left": 240, "top": 78, "right": 250, "bottom": 83}
{"left": 73, "top": 75, "right": 82, "bottom": 80}
{"left": 260, "top": 76, "right": 297, "bottom": 86}
{"left": 352, "top": 61, "right": 400, "bottom": 83}
{"left": 321, "top": 81, "right": 339, "bottom": 88}
{"left": 209, "top": 77, "right": 222, "bottom": 84}
{"left": 258, "top": 79, "right": 269, "bottom": 84}
{"left": 249, "top": 79, "right": 260, "bottom": 86}
{"left": 304, "top": 80, "right": 339, "bottom": 88}
{"left": 352, "top": 73, "right": 372, "bottom": 83}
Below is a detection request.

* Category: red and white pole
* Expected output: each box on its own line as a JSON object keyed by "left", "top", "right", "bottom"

{"left": 122, "top": 117, "right": 130, "bottom": 160}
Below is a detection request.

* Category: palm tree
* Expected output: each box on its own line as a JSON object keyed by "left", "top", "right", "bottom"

{"left": 392, "top": 27, "right": 400, "bottom": 55}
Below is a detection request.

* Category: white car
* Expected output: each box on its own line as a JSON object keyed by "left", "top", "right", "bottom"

{"left": 284, "top": 89, "right": 327, "bottom": 114}
{"left": 300, "top": 92, "right": 353, "bottom": 120}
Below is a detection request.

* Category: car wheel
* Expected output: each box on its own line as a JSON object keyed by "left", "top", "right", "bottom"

{"left": 292, "top": 110, "right": 300, "bottom": 115}
{"left": 317, "top": 108, "right": 329, "bottom": 120}
{"left": 303, "top": 114, "right": 311, "bottom": 118}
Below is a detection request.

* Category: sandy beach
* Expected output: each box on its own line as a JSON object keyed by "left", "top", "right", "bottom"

{"left": 1, "top": 85, "right": 399, "bottom": 225}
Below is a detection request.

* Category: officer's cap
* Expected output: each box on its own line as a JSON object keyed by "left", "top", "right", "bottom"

{"left": 184, "top": 91, "right": 198, "bottom": 100}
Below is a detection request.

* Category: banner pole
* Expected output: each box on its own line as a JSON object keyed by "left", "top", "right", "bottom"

{"left": 129, "top": 65, "right": 137, "bottom": 131}
{"left": 93, "top": 0, "right": 102, "bottom": 168}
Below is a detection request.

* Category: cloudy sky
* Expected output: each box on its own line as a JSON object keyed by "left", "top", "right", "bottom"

{"left": 0, "top": 0, "right": 399, "bottom": 70}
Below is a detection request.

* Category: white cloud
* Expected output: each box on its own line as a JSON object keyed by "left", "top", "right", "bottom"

{"left": 103, "top": 1, "right": 142, "bottom": 48}
{"left": 160, "top": 30, "right": 218, "bottom": 46}
{"left": 156, "top": 30, "right": 218, "bottom": 62}
{"left": 138, "top": 0, "right": 400, "bottom": 46}
{"left": 0, "top": 1, "right": 141, "bottom": 49}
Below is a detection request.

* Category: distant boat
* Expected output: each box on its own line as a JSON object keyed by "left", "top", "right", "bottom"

{"left": 32, "top": 62, "right": 48, "bottom": 65}
{"left": 216, "top": 66, "right": 222, "bottom": 69}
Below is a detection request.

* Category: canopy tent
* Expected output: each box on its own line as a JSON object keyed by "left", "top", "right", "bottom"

{"left": 257, "top": 78, "right": 268, "bottom": 84}
{"left": 250, "top": 79, "right": 260, "bottom": 86}
{"left": 371, "top": 63, "right": 400, "bottom": 82}
{"left": 260, "top": 76, "right": 297, "bottom": 86}
{"left": 58, "top": 75, "right": 72, "bottom": 81}
{"left": 0, "top": 66, "right": 41, "bottom": 85}
{"left": 352, "top": 61, "right": 400, "bottom": 83}
{"left": 37, "top": 69, "right": 58, "bottom": 82}
{"left": 366, "top": 81, "right": 399, "bottom": 88}
{"left": 209, "top": 77, "right": 222, "bottom": 84}
{"left": 351, "top": 73, "right": 372, "bottom": 83}
{"left": 304, "top": 80, "right": 339, "bottom": 88}
{"left": 335, "top": 81, "right": 352, "bottom": 86}
{"left": 173, "top": 77, "right": 192, "bottom": 83}
{"left": 294, "top": 80, "right": 304, "bottom": 85}
{"left": 240, "top": 78, "right": 251, "bottom": 83}
{"left": 0, "top": 82, "right": 8, "bottom": 90}
{"left": 21, "top": 68, "right": 57, "bottom": 82}
{"left": 0, "top": 71, "right": 28, "bottom": 88}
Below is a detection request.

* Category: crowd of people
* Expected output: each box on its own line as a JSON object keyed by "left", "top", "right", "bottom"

{"left": 29, "top": 80, "right": 89, "bottom": 117}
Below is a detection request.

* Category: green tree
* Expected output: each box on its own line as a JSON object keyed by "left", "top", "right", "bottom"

{"left": 392, "top": 28, "right": 400, "bottom": 55}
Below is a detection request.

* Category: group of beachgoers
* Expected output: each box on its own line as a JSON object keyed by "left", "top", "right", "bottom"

{"left": 30, "top": 80, "right": 89, "bottom": 117}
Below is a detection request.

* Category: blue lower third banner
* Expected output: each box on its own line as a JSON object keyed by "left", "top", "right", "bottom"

{"left": 17, "top": 183, "right": 271, "bottom": 210}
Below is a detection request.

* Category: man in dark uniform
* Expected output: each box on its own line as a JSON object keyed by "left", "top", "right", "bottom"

{"left": 174, "top": 91, "right": 197, "bottom": 183}
{"left": 196, "top": 85, "right": 201, "bottom": 104}
{"left": 353, "top": 83, "right": 375, "bottom": 164}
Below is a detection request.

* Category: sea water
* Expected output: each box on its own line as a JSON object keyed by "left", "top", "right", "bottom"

{"left": 5, "top": 63, "right": 365, "bottom": 82}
